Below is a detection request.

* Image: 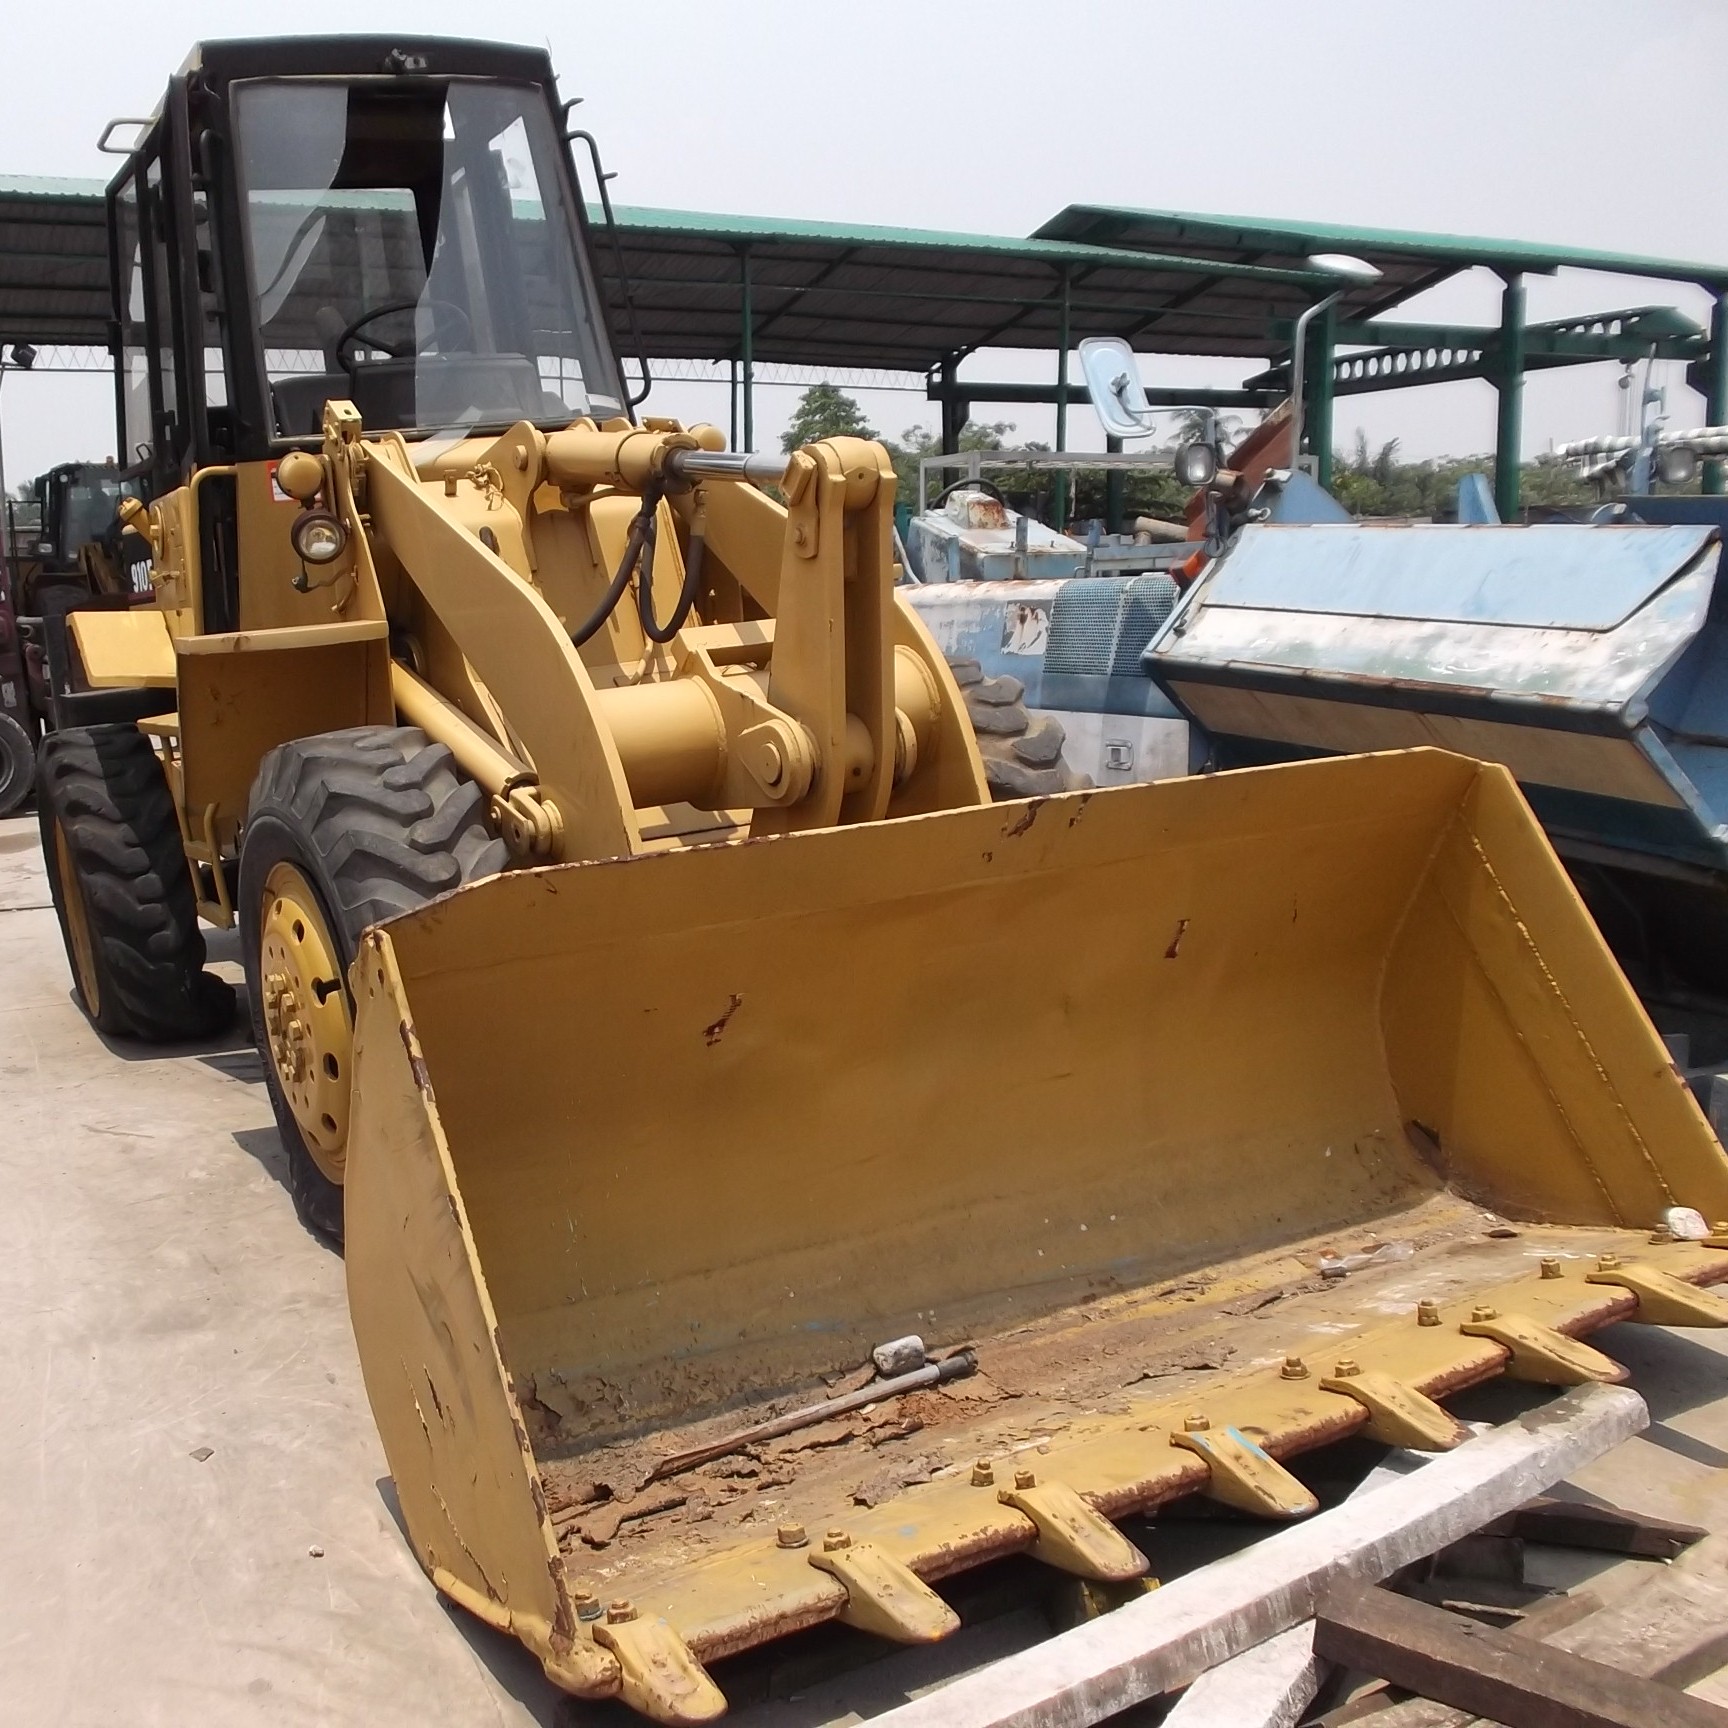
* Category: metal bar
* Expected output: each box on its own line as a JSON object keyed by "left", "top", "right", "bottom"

{"left": 1494, "top": 273, "right": 1527, "bottom": 518}
{"left": 1706, "top": 293, "right": 1728, "bottom": 496}
{"left": 647, "top": 1349, "right": 978, "bottom": 1482}
{"left": 869, "top": 1385, "right": 1647, "bottom": 1728}
{"left": 925, "top": 381, "right": 1276, "bottom": 409}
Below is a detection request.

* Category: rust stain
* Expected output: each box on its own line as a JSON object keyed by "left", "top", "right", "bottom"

{"left": 704, "top": 993, "right": 745, "bottom": 1046}
{"left": 399, "top": 1017, "right": 433, "bottom": 1094}
{"left": 1003, "top": 797, "right": 1046, "bottom": 839}
{"left": 1164, "top": 918, "right": 1190, "bottom": 960}
{"left": 1066, "top": 791, "right": 1094, "bottom": 828}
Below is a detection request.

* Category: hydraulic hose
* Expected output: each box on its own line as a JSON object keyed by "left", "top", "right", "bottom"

{"left": 569, "top": 483, "right": 662, "bottom": 649}
{"left": 638, "top": 520, "right": 706, "bottom": 645}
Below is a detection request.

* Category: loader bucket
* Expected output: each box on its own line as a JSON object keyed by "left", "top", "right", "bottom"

{"left": 344, "top": 748, "right": 1728, "bottom": 1722}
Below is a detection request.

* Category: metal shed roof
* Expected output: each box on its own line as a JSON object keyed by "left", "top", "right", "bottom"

{"left": 1035, "top": 205, "right": 1728, "bottom": 312}
{"left": 2, "top": 175, "right": 1724, "bottom": 379}
{"left": 0, "top": 175, "right": 110, "bottom": 345}
{"left": 596, "top": 204, "right": 1330, "bottom": 371}
{"left": 0, "top": 176, "right": 1338, "bottom": 367}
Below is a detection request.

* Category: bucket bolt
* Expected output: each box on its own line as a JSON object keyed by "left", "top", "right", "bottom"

{"left": 1540, "top": 1256, "right": 1564, "bottom": 1279}
{"left": 1332, "top": 1359, "right": 1361, "bottom": 1379}
{"left": 1470, "top": 1304, "right": 1499, "bottom": 1324}
{"left": 777, "top": 1523, "right": 809, "bottom": 1549}
{"left": 971, "top": 1459, "right": 995, "bottom": 1486}
{"left": 1416, "top": 1299, "right": 1442, "bottom": 1326}
{"left": 1013, "top": 1468, "right": 1037, "bottom": 1490}
{"left": 1183, "top": 1413, "right": 1211, "bottom": 1433}
{"left": 606, "top": 1600, "right": 638, "bottom": 1624}
{"left": 823, "top": 1529, "right": 852, "bottom": 1552}
{"left": 1596, "top": 1253, "right": 1622, "bottom": 1272}
{"left": 1280, "top": 1356, "right": 1310, "bottom": 1380}
{"left": 572, "top": 1587, "right": 603, "bottom": 1623}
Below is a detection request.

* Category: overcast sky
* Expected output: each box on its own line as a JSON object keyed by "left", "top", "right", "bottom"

{"left": 3, "top": 0, "right": 1726, "bottom": 481}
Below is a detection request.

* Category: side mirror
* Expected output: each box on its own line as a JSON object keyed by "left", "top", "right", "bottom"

{"left": 1078, "top": 336, "right": 1155, "bottom": 440}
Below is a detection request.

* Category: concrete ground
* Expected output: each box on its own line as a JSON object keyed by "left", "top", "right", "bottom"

{"left": 6, "top": 804, "right": 1728, "bottom": 1726}
{"left": 0, "top": 813, "right": 560, "bottom": 1726}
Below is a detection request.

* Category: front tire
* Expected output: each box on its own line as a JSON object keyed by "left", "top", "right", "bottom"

{"left": 35, "top": 724, "right": 235, "bottom": 1039}
{"left": 239, "top": 726, "right": 509, "bottom": 1242}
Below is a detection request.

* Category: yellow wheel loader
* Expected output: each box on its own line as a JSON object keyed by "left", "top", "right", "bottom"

{"left": 36, "top": 35, "right": 1728, "bottom": 1723}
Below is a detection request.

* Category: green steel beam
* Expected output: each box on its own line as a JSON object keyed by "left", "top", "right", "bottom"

{"left": 1312, "top": 300, "right": 1337, "bottom": 490}
{"left": 738, "top": 245, "right": 754, "bottom": 452}
{"left": 1054, "top": 267, "right": 1072, "bottom": 527}
{"left": 1494, "top": 274, "right": 1526, "bottom": 518}
{"left": 926, "top": 381, "right": 1276, "bottom": 409}
{"left": 1707, "top": 295, "right": 1728, "bottom": 497}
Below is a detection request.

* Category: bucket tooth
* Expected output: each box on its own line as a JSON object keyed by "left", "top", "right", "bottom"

{"left": 1459, "top": 1310, "right": 1627, "bottom": 1384}
{"left": 997, "top": 1477, "right": 1151, "bottom": 1581}
{"left": 1319, "top": 1368, "right": 1468, "bottom": 1452}
{"left": 592, "top": 1611, "right": 727, "bottom": 1726}
{"left": 808, "top": 1537, "right": 960, "bottom": 1644}
{"left": 1585, "top": 1259, "right": 1728, "bottom": 1327}
{"left": 1170, "top": 1424, "right": 1319, "bottom": 1518}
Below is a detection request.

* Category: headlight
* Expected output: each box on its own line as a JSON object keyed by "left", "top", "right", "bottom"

{"left": 291, "top": 509, "right": 348, "bottom": 565}
{"left": 1174, "top": 442, "right": 1219, "bottom": 489}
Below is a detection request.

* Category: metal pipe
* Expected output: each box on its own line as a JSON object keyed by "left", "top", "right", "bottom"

{"left": 1288, "top": 289, "right": 1343, "bottom": 476}
{"left": 666, "top": 448, "right": 790, "bottom": 486}
{"left": 647, "top": 1348, "right": 979, "bottom": 1481}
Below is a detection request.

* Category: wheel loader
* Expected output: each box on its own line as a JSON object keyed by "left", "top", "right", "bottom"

{"left": 34, "top": 35, "right": 1728, "bottom": 1723}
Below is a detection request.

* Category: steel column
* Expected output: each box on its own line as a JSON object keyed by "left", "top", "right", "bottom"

{"left": 1105, "top": 434, "right": 1125, "bottom": 534}
{"left": 1053, "top": 267, "right": 1072, "bottom": 528}
{"left": 738, "top": 245, "right": 755, "bottom": 453}
{"left": 1706, "top": 292, "right": 1728, "bottom": 496}
{"left": 1312, "top": 301, "right": 1337, "bottom": 491}
{"left": 938, "top": 356, "right": 967, "bottom": 454}
{"left": 1493, "top": 273, "right": 1526, "bottom": 518}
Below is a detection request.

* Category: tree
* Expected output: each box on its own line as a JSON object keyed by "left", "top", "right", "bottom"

{"left": 780, "top": 383, "right": 876, "bottom": 453}
{"left": 884, "top": 419, "right": 1017, "bottom": 503}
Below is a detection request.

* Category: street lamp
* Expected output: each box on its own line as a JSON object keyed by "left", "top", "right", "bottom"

{"left": 1288, "top": 256, "right": 1382, "bottom": 476}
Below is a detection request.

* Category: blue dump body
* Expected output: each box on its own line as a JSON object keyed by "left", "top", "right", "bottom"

{"left": 1145, "top": 518, "right": 1728, "bottom": 1021}
{"left": 1148, "top": 521, "right": 1728, "bottom": 875}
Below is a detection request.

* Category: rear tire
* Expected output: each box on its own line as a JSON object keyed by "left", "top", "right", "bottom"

{"left": 35, "top": 724, "right": 235, "bottom": 1039}
{"left": 239, "top": 725, "right": 509, "bottom": 1243}
{"left": 0, "top": 711, "right": 35, "bottom": 815}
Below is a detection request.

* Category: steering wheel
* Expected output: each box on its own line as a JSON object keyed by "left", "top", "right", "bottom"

{"left": 335, "top": 299, "right": 474, "bottom": 375}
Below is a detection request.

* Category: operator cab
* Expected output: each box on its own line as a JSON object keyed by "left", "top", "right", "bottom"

{"left": 104, "top": 37, "right": 627, "bottom": 492}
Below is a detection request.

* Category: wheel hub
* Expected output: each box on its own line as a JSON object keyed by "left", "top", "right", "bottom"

{"left": 257, "top": 863, "right": 352, "bottom": 1183}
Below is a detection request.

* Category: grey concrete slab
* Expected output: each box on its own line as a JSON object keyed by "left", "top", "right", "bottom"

{"left": 0, "top": 816, "right": 561, "bottom": 1727}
